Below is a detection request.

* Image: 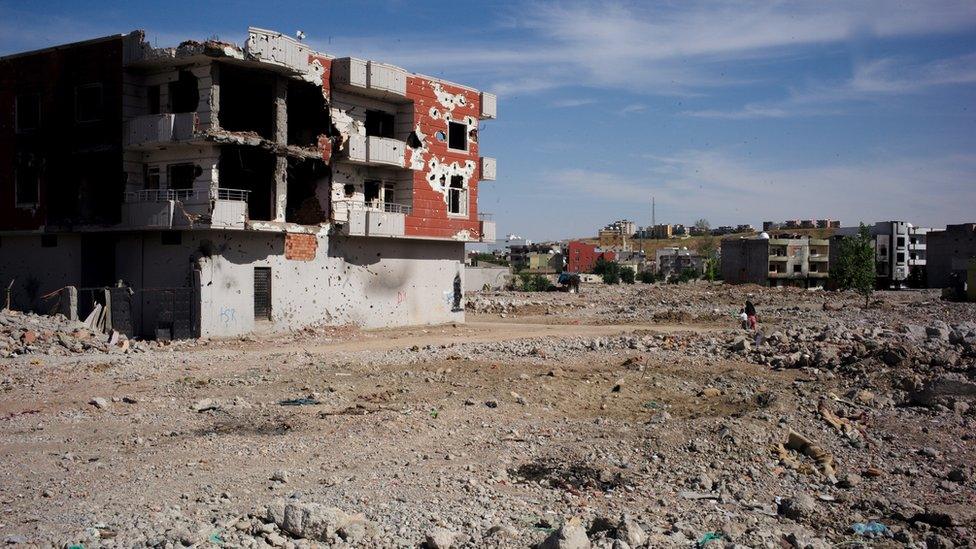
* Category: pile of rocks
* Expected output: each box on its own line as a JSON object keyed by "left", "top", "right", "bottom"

{"left": 0, "top": 309, "right": 157, "bottom": 357}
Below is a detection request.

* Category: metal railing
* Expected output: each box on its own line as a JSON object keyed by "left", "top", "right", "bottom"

{"left": 123, "top": 188, "right": 250, "bottom": 203}
{"left": 333, "top": 199, "right": 412, "bottom": 215}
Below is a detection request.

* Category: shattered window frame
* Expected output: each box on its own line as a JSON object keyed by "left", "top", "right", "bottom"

{"left": 447, "top": 175, "right": 468, "bottom": 217}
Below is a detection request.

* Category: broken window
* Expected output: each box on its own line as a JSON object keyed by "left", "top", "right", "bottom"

{"left": 167, "top": 163, "right": 197, "bottom": 190}
{"left": 75, "top": 83, "right": 103, "bottom": 123}
{"left": 364, "top": 179, "right": 381, "bottom": 204}
{"left": 287, "top": 80, "right": 329, "bottom": 146}
{"left": 15, "top": 163, "right": 40, "bottom": 207}
{"left": 447, "top": 175, "right": 467, "bottom": 216}
{"left": 448, "top": 121, "right": 467, "bottom": 151}
{"left": 285, "top": 157, "right": 328, "bottom": 224}
{"left": 365, "top": 110, "right": 395, "bottom": 138}
{"left": 15, "top": 94, "right": 40, "bottom": 132}
{"left": 147, "top": 85, "right": 161, "bottom": 115}
{"left": 219, "top": 146, "right": 276, "bottom": 221}
{"left": 169, "top": 71, "right": 199, "bottom": 113}
{"left": 254, "top": 267, "right": 272, "bottom": 320}
{"left": 219, "top": 64, "right": 275, "bottom": 139}
{"left": 145, "top": 166, "right": 160, "bottom": 190}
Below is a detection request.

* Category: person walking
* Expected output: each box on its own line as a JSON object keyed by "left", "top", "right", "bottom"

{"left": 744, "top": 300, "right": 758, "bottom": 331}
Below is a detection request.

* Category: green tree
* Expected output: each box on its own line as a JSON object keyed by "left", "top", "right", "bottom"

{"left": 620, "top": 266, "right": 636, "bottom": 284}
{"left": 831, "top": 223, "right": 876, "bottom": 307}
{"left": 639, "top": 270, "right": 658, "bottom": 283}
{"left": 703, "top": 258, "right": 720, "bottom": 281}
{"left": 600, "top": 261, "right": 621, "bottom": 284}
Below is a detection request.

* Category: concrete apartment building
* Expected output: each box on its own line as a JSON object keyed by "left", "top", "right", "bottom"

{"left": 567, "top": 241, "right": 616, "bottom": 274}
{"left": 598, "top": 219, "right": 636, "bottom": 250}
{"left": 831, "top": 221, "right": 929, "bottom": 288}
{"left": 722, "top": 235, "right": 830, "bottom": 288}
{"left": 926, "top": 223, "right": 976, "bottom": 290}
{"left": 764, "top": 219, "right": 840, "bottom": 231}
{"left": 655, "top": 247, "right": 706, "bottom": 278}
{"left": 0, "top": 28, "right": 497, "bottom": 338}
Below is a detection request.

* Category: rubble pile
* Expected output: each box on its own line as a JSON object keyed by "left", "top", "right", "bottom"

{"left": 0, "top": 309, "right": 157, "bottom": 357}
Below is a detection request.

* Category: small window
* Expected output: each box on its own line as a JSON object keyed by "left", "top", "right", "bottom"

{"left": 896, "top": 237, "right": 905, "bottom": 248}
{"left": 448, "top": 121, "right": 467, "bottom": 151}
{"left": 365, "top": 110, "right": 395, "bottom": 138}
{"left": 145, "top": 166, "right": 160, "bottom": 190}
{"left": 168, "top": 163, "right": 197, "bottom": 190}
{"left": 161, "top": 232, "right": 182, "bottom": 246}
{"left": 15, "top": 165, "right": 40, "bottom": 207}
{"left": 896, "top": 252, "right": 905, "bottom": 263}
{"left": 447, "top": 175, "right": 467, "bottom": 216}
{"left": 15, "top": 94, "right": 40, "bottom": 132}
{"left": 41, "top": 234, "right": 58, "bottom": 248}
{"left": 793, "top": 264, "right": 802, "bottom": 273}
{"left": 75, "top": 83, "right": 103, "bottom": 123}
{"left": 147, "top": 85, "right": 161, "bottom": 115}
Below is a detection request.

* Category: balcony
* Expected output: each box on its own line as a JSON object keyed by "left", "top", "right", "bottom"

{"left": 480, "top": 92, "right": 497, "bottom": 120}
{"left": 479, "top": 213, "right": 496, "bottom": 243}
{"left": 120, "top": 188, "right": 249, "bottom": 229}
{"left": 480, "top": 157, "right": 497, "bottom": 181}
{"left": 335, "top": 200, "right": 411, "bottom": 238}
{"left": 343, "top": 135, "right": 407, "bottom": 168}
{"left": 124, "top": 113, "right": 196, "bottom": 148}
{"left": 331, "top": 57, "right": 407, "bottom": 101}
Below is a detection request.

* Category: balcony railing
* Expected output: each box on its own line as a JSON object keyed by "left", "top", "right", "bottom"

{"left": 334, "top": 199, "right": 412, "bottom": 215}
{"left": 124, "top": 188, "right": 250, "bottom": 203}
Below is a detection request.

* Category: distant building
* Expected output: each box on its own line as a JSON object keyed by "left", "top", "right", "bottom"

{"left": 722, "top": 235, "right": 830, "bottom": 288}
{"left": 711, "top": 226, "right": 735, "bottom": 236}
{"left": 735, "top": 224, "right": 755, "bottom": 233}
{"left": 567, "top": 240, "right": 616, "bottom": 273}
{"left": 926, "top": 223, "right": 976, "bottom": 289}
{"left": 598, "top": 219, "right": 637, "bottom": 250}
{"left": 832, "top": 221, "right": 930, "bottom": 288}
{"left": 650, "top": 224, "right": 672, "bottom": 239}
{"left": 655, "top": 247, "right": 706, "bottom": 278}
{"left": 672, "top": 224, "right": 687, "bottom": 236}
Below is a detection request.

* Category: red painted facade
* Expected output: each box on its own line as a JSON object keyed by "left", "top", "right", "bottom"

{"left": 568, "top": 241, "right": 617, "bottom": 273}
{"left": 403, "top": 77, "right": 481, "bottom": 240}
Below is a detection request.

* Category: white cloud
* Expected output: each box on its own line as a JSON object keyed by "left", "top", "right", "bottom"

{"left": 314, "top": 1, "right": 976, "bottom": 96}
{"left": 541, "top": 150, "right": 976, "bottom": 228}
{"left": 549, "top": 98, "right": 598, "bottom": 108}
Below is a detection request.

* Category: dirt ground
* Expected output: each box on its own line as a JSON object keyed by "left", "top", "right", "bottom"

{"left": 1, "top": 282, "right": 974, "bottom": 548}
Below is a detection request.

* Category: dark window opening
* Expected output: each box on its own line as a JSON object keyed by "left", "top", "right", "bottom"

{"left": 161, "top": 232, "right": 182, "bottom": 245}
{"left": 448, "top": 121, "right": 467, "bottom": 151}
{"left": 75, "top": 83, "right": 103, "bottom": 123}
{"left": 448, "top": 175, "right": 466, "bottom": 215}
{"left": 364, "top": 179, "right": 381, "bottom": 203}
{"left": 365, "top": 110, "right": 395, "bottom": 138}
{"left": 16, "top": 94, "right": 40, "bottom": 132}
{"left": 41, "top": 234, "right": 58, "bottom": 248}
{"left": 793, "top": 264, "right": 802, "bottom": 273}
{"left": 406, "top": 131, "right": 423, "bottom": 148}
{"left": 15, "top": 163, "right": 40, "bottom": 206}
{"left": 897, "top": 252, "right": 905, "bottom": 263}
{"left": 896, "top": 236, "right": 905, "bottom": 248}
{"left": 285, "top": 157, "right": 329, "bottom": 224}
{"left": 145, "top": 166, "right": 160, "bottom": 190}
{"left": 168, "top": 163, "right": 198, "bottom": 190}
{"left": 254, "top": 267, "right": 272, "bottom": 320}
{"left": 48, "top": 151, "right": 121, "bottom": 225}
{"left": 147, "top": 85, "right": 161, "bottom": 115}
{"left": 343, "top": 184, "right": 355, "bottom": 197}
{"left": 219, "top": 146, "right": 276, "bottom": 221}
{"left": 287, "top": 80, "right": 329, "bottom": 146}
{"left": 169, "top": 71, "right": 199, "bottom": 113}
{"left": 219, "top": 64, "right": 275, "bottom": 139}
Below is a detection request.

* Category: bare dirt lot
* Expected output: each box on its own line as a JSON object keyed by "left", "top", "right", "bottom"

{"left": 1, "top": 282, "right": 975, "bottom": 548}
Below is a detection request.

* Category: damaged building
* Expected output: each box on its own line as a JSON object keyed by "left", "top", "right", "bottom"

{"left": 0, "top": 28, "right": 498, "bottom": 338}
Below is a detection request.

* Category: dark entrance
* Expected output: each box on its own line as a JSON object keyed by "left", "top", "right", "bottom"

{"left": 254, "top": 267, "right": 271, "bottom": 320}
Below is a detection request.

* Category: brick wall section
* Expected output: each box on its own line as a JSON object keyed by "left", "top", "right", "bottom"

{"left": 568, "top": 241, "right": 616, "bottom": 274}
{"left": 284, "top": 232, "right": 317, "bottom": 261}
{"left": 404, "top": 76, "right": 481, "bottom": 240}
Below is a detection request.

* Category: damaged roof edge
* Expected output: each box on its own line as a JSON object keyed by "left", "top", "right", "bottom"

{"left": 0, "top": 31, "right": 136, "bottom": 62}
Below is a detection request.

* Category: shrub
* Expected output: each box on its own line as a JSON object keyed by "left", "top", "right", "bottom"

{"left": 620, "top": 266, "right": 636, "bottom": 284}
{"left": 518, "top": 272, "right": 553, "bottom": 292}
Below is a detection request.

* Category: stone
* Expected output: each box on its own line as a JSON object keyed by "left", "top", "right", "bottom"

{"left": 191, "top": 398, "right": 221, "bottom": 412}
{"left": 837, "top": 472, "right": 862, "bottom": 488}
{"left": 89, "top": 397, "right": 109, "bottom": 409}
{"left": 425, "top": 526, "right": 456, "bottom": 549}
{"left": 485, "top": 524, "right": 518, "bottom": 540}
{"left": 700, "top": 387, "right": 722, "bottom": 398}
{"left": 539, "top": 518, "right": 591, "bottom": 549}
{"left": 615, "top": 515, "right": 646, "bottom": 547}
{"left": 267, "top": 500, "right": 358, "bottom": 542}
{"left": 947, "top": 469, "right": 967, "bottom": 483}
{"left": 913, "top": 504, "right": 976, "bottom": 527}
{"left": 778, "top": 493, "right": 816, "bottom": 520}
{"left": 271, "top": 470, "right": 290, "bottom": 483}
{"left": 730, "top": 337, "right": 751, "bottom": 352}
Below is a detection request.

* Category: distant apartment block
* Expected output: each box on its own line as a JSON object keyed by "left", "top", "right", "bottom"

{"left": 598, "top": 219, "right": 636, "bottom": 250}
{"left": 722, "top": 235, "right": 830, "bottom": 288}
{"left": 832, "top": 221, "right": 929, "bottom": 288}
{"left": 567, "top": 240, "right": 616, "bottom": 273}
{"left": 764, "top": 219, "right": 840, "bottom": 231}
{"left": 926, "top": 223, "right": 976, "bottom": 289}
{"left": 656, "top": 247, "right": 706, "bottom": 278}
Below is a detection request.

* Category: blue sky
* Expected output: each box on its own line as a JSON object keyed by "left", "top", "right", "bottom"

{"left": 3, "top": 1, "right": 975, "bottom": 241}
